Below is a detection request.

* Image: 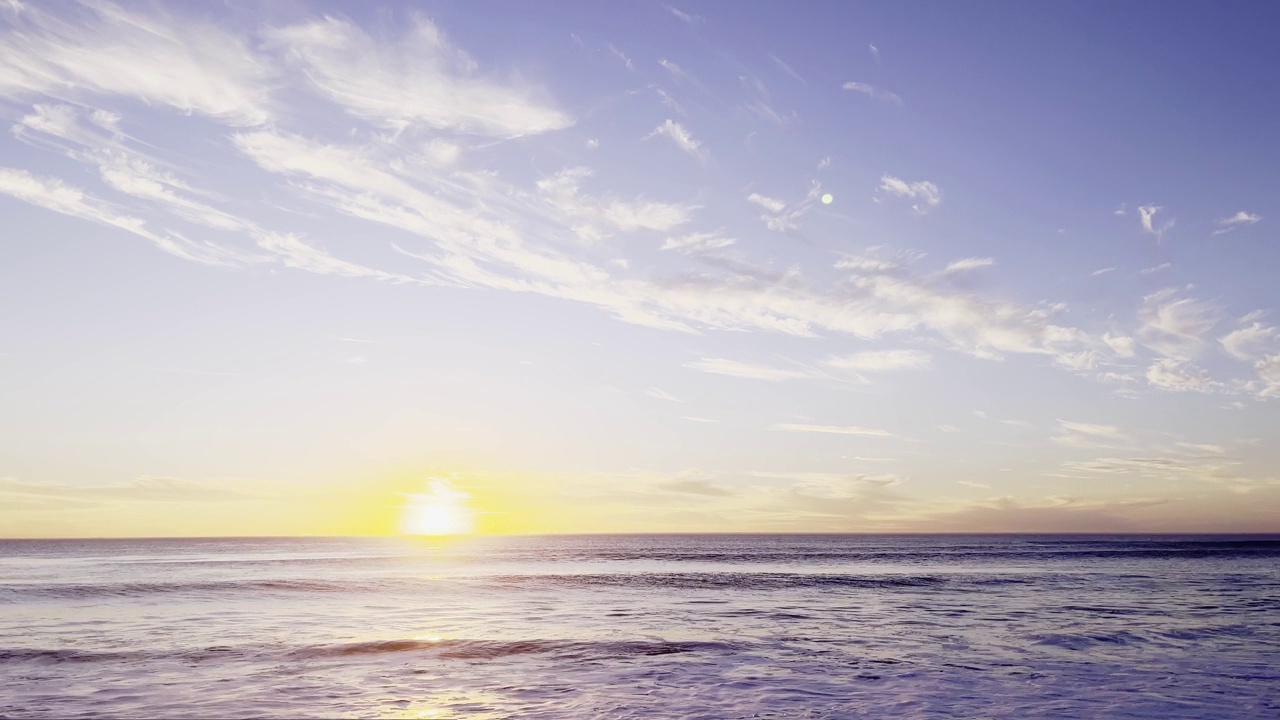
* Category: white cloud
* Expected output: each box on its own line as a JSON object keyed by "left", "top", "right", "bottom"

{"left": 662, "top": 230, "right": 735, "bottom": 254}
{"left": 1113, "top": 203, "right": 1127, "bottom": 216}
{"left": 0, "top": 2, "right": 272, "bottom": 125}
{"left": 1140, "top": 262, "right": 1171, "bottom": 275}
{"left": 653, "top": 87, "right": 685, "bottom": 115}
{"left": 1138, "top": 205, "right": 1174, "bottom": 239}
{"left": 0, "top": 476, "right": 246, "bottom": 504}
{"left": 262, "top": 17, "right": 570, "bottom": 137}
{"left": 538, "top": 167, "right": 695, "bottom": 240}
{"left": 646, "top": 119, "right": 708, "bottom": 163}
{"left": 645, "top": 388, "right": 684, "bottom": 403}
{"left": 658, "top": 58, "right": 687, "bottom": 80}
{"left": 1250, "top": 355, "right": 1280, "bottom": 398}
{"left": 666, "top": 6, "right": 700, "bottom": 24}
{"left": 1145, "top": 358, "right": 1216, "bottom": 393}
{"left": 1137, "top": 288, "right": 1219, "bottom": 359}
{"left": 747, "top": 193, "right": 786, "bottom": 214}
{"left": 868, "top": 44, "right": 880, "bottom": 64}
{"left": 1052, "top": 420, "right": 1131, "bottom": 448}
{"left": 775, "top": 423, "right": 896, "bottom": 438}
{"left": 681, "top": 416, "right": 719, "bottom": 423}
{"left": 14, "top": 104, "right": 254, "bottom": 234}
{"left": 418, "top": 139, "right": 462, "bottom": 167}
{"left": 823, "top": 349, "right": 931, "bottom": 372}
{"left": 877, "top": 174, "right": 941, "bottom": 214}
{"left": 1091, "top": 267, "right": 1116, "bottom": 277}
{"left": 1060, "top": 452, "right": 1271, "bottom": 494}
{"left": 97, "top": 150, "right": 249, "bottom": 232}
{"left": 943, "top": 257, "right": 994, "bottom": 273}
{"left": 256, "top": 231, "right": 417, "bottom": 282}
{"left": 842, "top": 81, "right": 902, "bottom": 106}
{"left": 835, "top": 254, "right": 900, "bottom": 273}
{"left": 768, "top": 54, "right": 805, "bottom": 85}
{"left": 1054, "top": 350, "right": 1104, "bottom": 371}
{"left": 607, "top": 44, "right": 634, "bottom": 72}
{"left": 1213, "top": 210, "right": 1260, "bottom": 236}
{"left": 686, "top": 358, "right": 816, "bottom": 381}
{"left": 13, "top": 103, "right": 79, "bottom": 138}
{"left": 89, "top": 109, "right": 120, "bottom": 132}
{"left": 0, "top": 166, "right": 236, "bottom": 265}
{"left": 1220, "top": 320, "right": 1277, "bottom": 361}
{"left": 747, "top": 184, "right": 823, "bottom": 232}
{"left": 1102, "top": 332, "right": 1137, "bottom": 358}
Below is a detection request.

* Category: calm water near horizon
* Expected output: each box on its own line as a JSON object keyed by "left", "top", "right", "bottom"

{"left": 1, "top": 534, "right": 1278, "bottom": 719}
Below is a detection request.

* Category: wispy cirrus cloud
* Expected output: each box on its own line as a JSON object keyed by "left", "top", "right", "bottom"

{"left": 1137, "top": 287, "right": 1219, "bottom": 359}
{"left": 775, "top": 423, "right": 897, "bottom": 438}
{"left": 645, "top": 387, "right": 684, "bottom": 403}
{"left": 1220, "top": 316, "right": 1277, "bottom": 361}
{"left": 823, "top": 349, "right": 931, "bottom": 372}
{"left": 0, "top": 1, "right": 272, "bottom": 125}
{"left": 842, "top": 81, "right": 902, "bottom": 105}
{"left": 607, "top": 44, "right": 635, "bottom": 72}
{"left": 943, "top": 257, "right": 994, "bottom": 273}
{"left": 0, "top": 166, "right": 240, "bottom": 265}
{"left": 746, "top": 183, "right": 823, "bottom": 231}
{"left": 1138, "top": 205, "right": 1174, "bottom": 240}
{"left": 1212, "top": 210, "right": 1260, "bottom": 236}
{"left": 1060, "top": 445, "right": 1275, "bottom": 494}
{"left": 666, "top": 6, "right": 701, "bottom": 24}
{"left": 1145, "top": 358, "right": 1218, "bottom": 393}
{"left": 768, "top": 53, "right": 806, "bottom": 85}
{"left": 658, "top": 58, "right": 688, "bottom": 80}
{"left": 685, "top": 358, "right": 818, "bottom": 381}
{"left": 645, "top": 119, "right": 708, "bottom": 164}
{"left": 0, "top": 476, "right": 248, "bottom": 505}
{"left": 262, "top": 16, "right": 570, "bottom": 137}
{"left": 662, "top": 230, "right": 735, "bottom": 254}
{"left": 1052, "top": 420, "right": 1132, "bottom": 449}
{"left": 877, "top": 175, "right": 941, "bottom": 214}
{"left": 537, "top": 166, "right": 696, "bottom": 240}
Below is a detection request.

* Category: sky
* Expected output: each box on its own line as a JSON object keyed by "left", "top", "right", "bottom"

{"left": 1, "top": 0, "right": 1279, "bottom": 537}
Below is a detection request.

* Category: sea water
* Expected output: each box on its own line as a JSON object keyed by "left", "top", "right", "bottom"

{"left": 1, "top": 535, "right": 1277, "bottom": 718}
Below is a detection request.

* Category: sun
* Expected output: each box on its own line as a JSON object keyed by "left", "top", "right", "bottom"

{"left": 400, "top": 479, "right": 475, "bottom": 536}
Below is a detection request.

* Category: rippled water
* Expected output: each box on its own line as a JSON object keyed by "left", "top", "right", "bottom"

{"left": 2, "top": 535, "right": 1278, "bottom": 718}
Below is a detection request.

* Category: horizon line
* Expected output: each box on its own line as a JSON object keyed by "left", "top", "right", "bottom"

{"left": 3, "top": 531, "right": 1278, "bottom": 541}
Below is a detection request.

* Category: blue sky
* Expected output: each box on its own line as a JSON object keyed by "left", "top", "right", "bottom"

{"left": 1, "top": 0, "right": 1278, "bottom": 536}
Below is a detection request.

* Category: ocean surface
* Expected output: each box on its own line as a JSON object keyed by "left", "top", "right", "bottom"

{"left": 1, "top": 535, "right": 1278, "bottom": 719}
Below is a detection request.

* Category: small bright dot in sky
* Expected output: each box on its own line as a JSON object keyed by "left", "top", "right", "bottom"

{"left": 821, "top": 193, "right": 834, "bottom": 204}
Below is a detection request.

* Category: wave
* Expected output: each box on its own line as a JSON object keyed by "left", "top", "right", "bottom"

{"left": 293, "top": 638, "right": 736, "bottom": 660}
{"left": 489, "top": 572, "right": 948, "bottom": 590}
{"left": 0, "top": 571, "right": 1020, "bottom": 600}
{"left": 553, "top": 540, "right": 1280, "bottom": 564}
{"left": 1029, "top": 630, "right": 1156, "bottom": 650}
{"left": 0, "top": 638, "right": 740, "bottom": 665}
{"left": 0, "top": 578, "right": 354, "bottom": 600}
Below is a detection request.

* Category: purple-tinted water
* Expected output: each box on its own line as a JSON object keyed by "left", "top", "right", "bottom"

{"left": 2, "top": 535, "right": 1278, "bottom": 718}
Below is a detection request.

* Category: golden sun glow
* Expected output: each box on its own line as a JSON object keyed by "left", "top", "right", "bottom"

{"left": 399, "top": 479, "right": 475, "bottom": 536}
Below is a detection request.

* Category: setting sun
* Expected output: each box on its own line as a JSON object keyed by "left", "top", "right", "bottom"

{"left": 399, "top": 479, "right": 475, "bottom": 536}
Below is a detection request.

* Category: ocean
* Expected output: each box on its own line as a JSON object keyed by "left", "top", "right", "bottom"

{"left": 1, "top": 535, "right": 1277, "bottom": 719}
